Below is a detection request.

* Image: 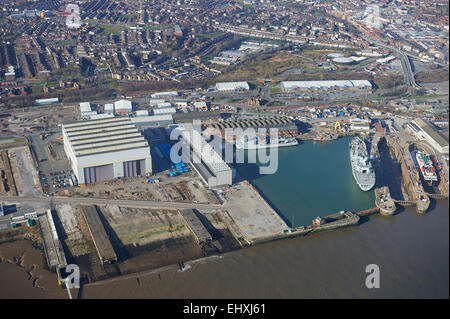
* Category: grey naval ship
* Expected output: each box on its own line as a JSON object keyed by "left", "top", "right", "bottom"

{"left": 350, "top": 136, "right": 376, "bottom": 191}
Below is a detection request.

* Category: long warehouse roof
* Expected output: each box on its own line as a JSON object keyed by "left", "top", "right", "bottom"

{"left": 281, "top": 80, "right": 372, "bottom": 89}
{"left": 215, "top": 81, "right": 250, "bottom": 90}
{"left": 414, "top": 118, "right": 449, "bottom": 148}
{"left": 209, "top": 117, "right": 294, "bottom": 129}
{"left": 63, "top": 117, "right": 148, "bottom": 157}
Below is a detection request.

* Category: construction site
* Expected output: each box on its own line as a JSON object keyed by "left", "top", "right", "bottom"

{"left": 0, "top": 143, "right": 41, "bottom": 198}
{"left": 51, "top": 203, "right": 241, "bottom": 282}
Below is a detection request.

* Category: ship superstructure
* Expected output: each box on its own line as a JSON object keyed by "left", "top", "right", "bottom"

{"left": 415, "top": 151, "right": 438, "bottom": 182}
{"left": 235, "top": 135, "right": 298, "bottom": 149}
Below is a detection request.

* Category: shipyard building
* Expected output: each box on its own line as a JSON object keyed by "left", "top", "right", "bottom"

{"left": 62, "top": 117, "right": 152, "bottom": 185}
{"left": 409, "top": 119, "right": 449, "bottom": 154}
{"left": 178, "top": 126, "right": 232, "bottom": 187}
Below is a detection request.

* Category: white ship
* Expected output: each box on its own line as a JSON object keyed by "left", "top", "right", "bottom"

{"left": 415, "top": 151, "right": 438, "bottom": 182}
{"left": 350, "top": 136, "right": 375, "bottom": 191}
{"left": 235, "top": 135, "right": 298, "bottom": 149}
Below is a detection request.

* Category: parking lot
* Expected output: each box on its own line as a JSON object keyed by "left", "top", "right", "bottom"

{"left": 29, "top": 132, "right": 73, "bottom": 194}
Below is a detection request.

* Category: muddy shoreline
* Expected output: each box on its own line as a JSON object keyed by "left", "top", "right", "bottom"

{"left": 0, "top": 239, "right": 66, "bottom": 298}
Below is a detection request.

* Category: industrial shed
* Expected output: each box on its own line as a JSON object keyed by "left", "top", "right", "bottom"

{"left": 62, "top": 117, "right": 152, "bottom": 185}
{"left": 215, "top": 81, "right": 250, "bottom": 92}
{"left": 412, "top": 118, "right": 449, "bottom": 154}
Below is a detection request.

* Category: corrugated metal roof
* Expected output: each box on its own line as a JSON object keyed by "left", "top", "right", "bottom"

{"left": 69, "top": 128, "right": 139, "bottom": 142}
{"left": 414, "top": 119, "right": 449, "bottom": 148}
{"left": 74, "top": 136, "right": 146, "bottom": 152}
{"left": 153, "top": 107, "right": 176, "bottom": 115}
{"left": 75, "top": 141, "right": 148, "bottom": 156}
{"left": 63, "top": 117, "right": 129, "bottom": 129}
{"left": 66, "top": 124, "right": 136, "bottom": 137}
{"left": 71, "top": 132, "right": 143, "bottom": 146}
{"left": 63, "top": 117, "right": 149, "bottom": 158}
{"left": 130, "top": 114, "right": 173, "bottom": 123}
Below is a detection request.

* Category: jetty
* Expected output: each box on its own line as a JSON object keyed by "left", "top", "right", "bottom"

{"left": 308, "top": 211, "right": 360, "bottom": 233}
{"left": 38, "top": 209, "right": 67, "bottom": 269}
{"left": 80, "top": 205, "right": 117, "bottom": 265}
{"left": 179, "top": 209, "right": 212, "bottom": 244}
{"left": 374, "top": 187, "right": 396, "bottom": 216}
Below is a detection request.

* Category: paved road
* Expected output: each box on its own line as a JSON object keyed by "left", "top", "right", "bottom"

{"left": 372, "top": 40, "right": 419, "bottom": 89}
{"left": 0, "top": 195, "right": 222, "bottom": 210}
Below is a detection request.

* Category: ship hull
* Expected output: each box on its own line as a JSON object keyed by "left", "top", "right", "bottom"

{"left": 236, "top": 139, "right": 298, "bottom": 150}
{"left": 350, "top": 137, "right": 375, "bottom": 192}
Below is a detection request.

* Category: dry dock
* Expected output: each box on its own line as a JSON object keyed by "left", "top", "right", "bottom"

{"left": 80, "top": 206, "right": 117, "bottom": 265}
{"left": 179, "top": 209, "right": 212, "bottom": 244}
{"left": 377, "top": 136, "right": 433, "bottom": 214}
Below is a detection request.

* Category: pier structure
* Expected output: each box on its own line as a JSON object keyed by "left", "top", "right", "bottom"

{"left": 355, "top": 206, "right": 380, "bottom": 217}
{"left": 38, "top": 209, "right": 67, "bottom": 269}
{"left": 80, "top": 205, "right": 117, "bottom": 265}
{"left": 308, "top": 211, "right": 360, "bottom": 233}
{"left": 179, "top": 209, "right": 212, "bottom": 245}
{"left": 374, "top": 187, "right": 396, "bottom": 216}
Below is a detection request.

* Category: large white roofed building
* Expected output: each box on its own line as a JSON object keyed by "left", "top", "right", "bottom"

{"left": 411, "top": 118, "right": 449, "bottom": 154}
{"left": 177, "top": 126, "right": 232, "bottom": 187}
{"left": 79, "top": 102, "right": 92, "bottom": 113}
{"left": 114, "top": 99, "right": 132, "bottom": 113}
{"left": 62, "top": 117, "right": 152, "bottom": 185}
{"left": 215, "top": 81, "right": 250, "bottom": 92}
{"left": 150, "top": 91, "right": 178, "bottom": 99}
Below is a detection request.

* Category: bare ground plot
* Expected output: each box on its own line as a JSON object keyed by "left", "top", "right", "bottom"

{"left": 217, "top": 51, "right": 308, "bottom": 81}
{"left": 101, "top": 205, "right": 191, "bottom": 246}
{"left": 0, "top": 150, "right": 17, "bottom": 195}
{"left": 65, "top": 171, "right": 220, "bottom": 204}
{"left": 0, "top": 104, "right": 76, "bottom": 136}
{"left": 420, "top": 81, "right": 449, "bottom": 95}
{"left": 56, "top": 204, "right": 239, "bottom": 282}
{"left": 8, "top": 146, "right": 41, "bottom": 197}
{"left": 223, "top": 181, "right": 288, "bottom": 242}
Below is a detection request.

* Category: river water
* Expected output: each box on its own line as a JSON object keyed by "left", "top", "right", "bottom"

{"left": 75, "top": 202, "right": 448, "bottom": 298}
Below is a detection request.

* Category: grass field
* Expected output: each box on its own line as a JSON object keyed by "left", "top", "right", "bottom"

{"left": 405, "top": 94, "right": 446, "bottom": 100}
{"left": 100, "top": 24, "right": 124, "bottom": 35}
{"left": 270, "top": 87, "right": 281, "bottom": 93}
{"left": 56, "top": 40, "right": 72, "bottom": 45}
{"left": 199, "top": 33, "right": 222, "bottom": 40}
{"left": 218, "top": 51, "right": 307, "bottom": 81}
